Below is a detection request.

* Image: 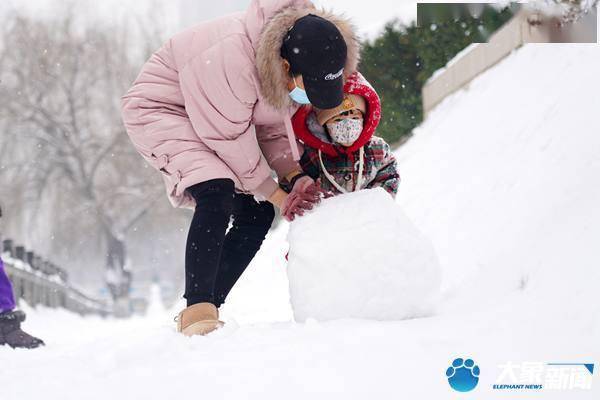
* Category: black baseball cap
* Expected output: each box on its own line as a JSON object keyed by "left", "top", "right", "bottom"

{"left": 280, "top": 14, "right": 347, "bottom": 109}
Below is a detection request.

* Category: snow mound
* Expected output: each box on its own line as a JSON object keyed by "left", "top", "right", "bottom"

{"left": 287, "top": 188, "right": 441, "bottom": 321}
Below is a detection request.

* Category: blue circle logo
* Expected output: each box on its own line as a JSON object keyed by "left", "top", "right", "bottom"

{"left": 446, "top": 357, "right": 480, "bottom": 392}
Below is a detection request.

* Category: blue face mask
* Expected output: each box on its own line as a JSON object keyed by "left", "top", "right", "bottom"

{"left": 289, "top": 76, "right": 311, "bottom": 104}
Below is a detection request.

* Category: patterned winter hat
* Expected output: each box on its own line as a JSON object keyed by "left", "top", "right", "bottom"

{"left": 315, "top": 94, "right": 367, "bottom": 126}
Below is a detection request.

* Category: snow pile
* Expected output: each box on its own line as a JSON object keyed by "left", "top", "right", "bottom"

{"left": 287, "top": 188, "right": 440, "bottom": 321}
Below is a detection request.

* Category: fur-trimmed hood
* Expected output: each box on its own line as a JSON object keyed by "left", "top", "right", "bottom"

{"left": 252, "top": 4, "right": 361, "bottom": 111}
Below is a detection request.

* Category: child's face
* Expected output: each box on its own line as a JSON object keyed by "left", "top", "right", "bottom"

{"left": 325, "top": 109, "right": 364, "bottom": 147}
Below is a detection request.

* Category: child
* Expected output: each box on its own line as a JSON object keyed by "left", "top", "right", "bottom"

{"left": 289, "top": 72, "right": 399, "bottom": 197}
{"left": 0, "top": 206, "right": 44, "bottom": 349}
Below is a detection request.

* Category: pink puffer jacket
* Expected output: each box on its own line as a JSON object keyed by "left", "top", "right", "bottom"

{"left": 121, "top": 0, "right": 360, "bottom": 209}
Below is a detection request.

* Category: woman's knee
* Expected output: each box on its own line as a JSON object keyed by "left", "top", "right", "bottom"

{"left": 187, "top": 179, "right": 235, "bottom": 214}
{"left": 256, "top": 202, "right": 275, "bottom": 230}
{"left": 238, "top": 200, "right": 275, "bottom": 233}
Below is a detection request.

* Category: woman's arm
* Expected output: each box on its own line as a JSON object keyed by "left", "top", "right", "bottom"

{"left": 256, "top": 122, "right": 304, "bottom": 182}
{"left": 179, "top": 37, "right": 279, "bottom": 200}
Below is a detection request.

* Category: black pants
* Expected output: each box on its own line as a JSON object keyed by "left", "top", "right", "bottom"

{"left": 184, "top": 179, "right": 275, "bottom": 307}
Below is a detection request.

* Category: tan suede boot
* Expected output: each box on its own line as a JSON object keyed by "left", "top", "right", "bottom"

{"left": 175, "top": 303, "right": 224, "bottom": 336}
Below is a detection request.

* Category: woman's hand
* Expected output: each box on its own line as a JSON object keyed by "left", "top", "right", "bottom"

{"left": 283, "top": 191, "right": 316, "bottom": 221}
{"left": 268, "top": 176, "right": 322, "bottom": 221}
{"left": 268, "top": 187, "right": 316, "bottom": 222}
{"left": 268, "top": 188, "right": 288, "bottom": 209}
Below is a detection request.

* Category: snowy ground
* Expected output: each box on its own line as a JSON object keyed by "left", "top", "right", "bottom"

{"left": 2, "top": 44, "right": 600, "bottom": 399}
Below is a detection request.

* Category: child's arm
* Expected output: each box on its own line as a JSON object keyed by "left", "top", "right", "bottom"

{"left": 278, "top": 147, "right": 321, "bottom": 193}
{"left": 367, "top": 140, "right": 400, "bottom": 198}
{"left": 298, "top": 147, "right": 321, "bottom": 182}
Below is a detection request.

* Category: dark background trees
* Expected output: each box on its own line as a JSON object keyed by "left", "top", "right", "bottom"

{"left": 360, "top": 4, "right": 514, "bottom": 144}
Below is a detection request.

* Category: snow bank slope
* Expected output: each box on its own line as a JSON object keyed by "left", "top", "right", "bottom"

{"left": 396, "top": 44, "right": 600, "bottom": 319}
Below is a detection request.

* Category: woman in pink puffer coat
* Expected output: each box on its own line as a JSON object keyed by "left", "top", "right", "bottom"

{"left": 121, "top": 0, "right": 360, "bottom": 335}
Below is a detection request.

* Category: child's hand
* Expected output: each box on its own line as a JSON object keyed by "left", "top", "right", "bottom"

{"left": 299, "top": 178, "right": 331, "bottom": 200}
{"left": 292, "top": 176, "right": 326, "bottom": 201}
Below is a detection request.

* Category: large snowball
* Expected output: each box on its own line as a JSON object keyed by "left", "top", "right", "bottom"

{"left": 287, "top": 188, "right": 441, "bottom": 322}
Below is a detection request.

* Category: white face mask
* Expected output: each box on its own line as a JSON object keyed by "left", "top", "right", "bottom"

{"left": 326, "top": 118, "right": 364, "bottom": 146}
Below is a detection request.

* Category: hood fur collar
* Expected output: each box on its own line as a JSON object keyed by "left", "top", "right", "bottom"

{"left": 255, "top": 7, "right": 361, "bottom": 111}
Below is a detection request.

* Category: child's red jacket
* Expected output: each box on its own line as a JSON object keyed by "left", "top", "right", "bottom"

{"left": 291, "top": 72, "right": 400, "bottom": 197}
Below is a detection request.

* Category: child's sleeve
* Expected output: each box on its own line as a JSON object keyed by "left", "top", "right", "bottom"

{"left": 299, "top": 147, "right": 321, "bottom": 181}
{"left": 367, "top": 140, "right": 400, "bottom": 198}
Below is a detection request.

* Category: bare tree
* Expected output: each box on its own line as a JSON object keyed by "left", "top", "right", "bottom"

{"left": 0, "top": 10, "right": 166, "bottom": 303}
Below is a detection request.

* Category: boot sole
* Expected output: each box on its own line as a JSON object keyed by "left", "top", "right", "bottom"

{"left": 181, "top": 320, "right": 224, "bottom": 336}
